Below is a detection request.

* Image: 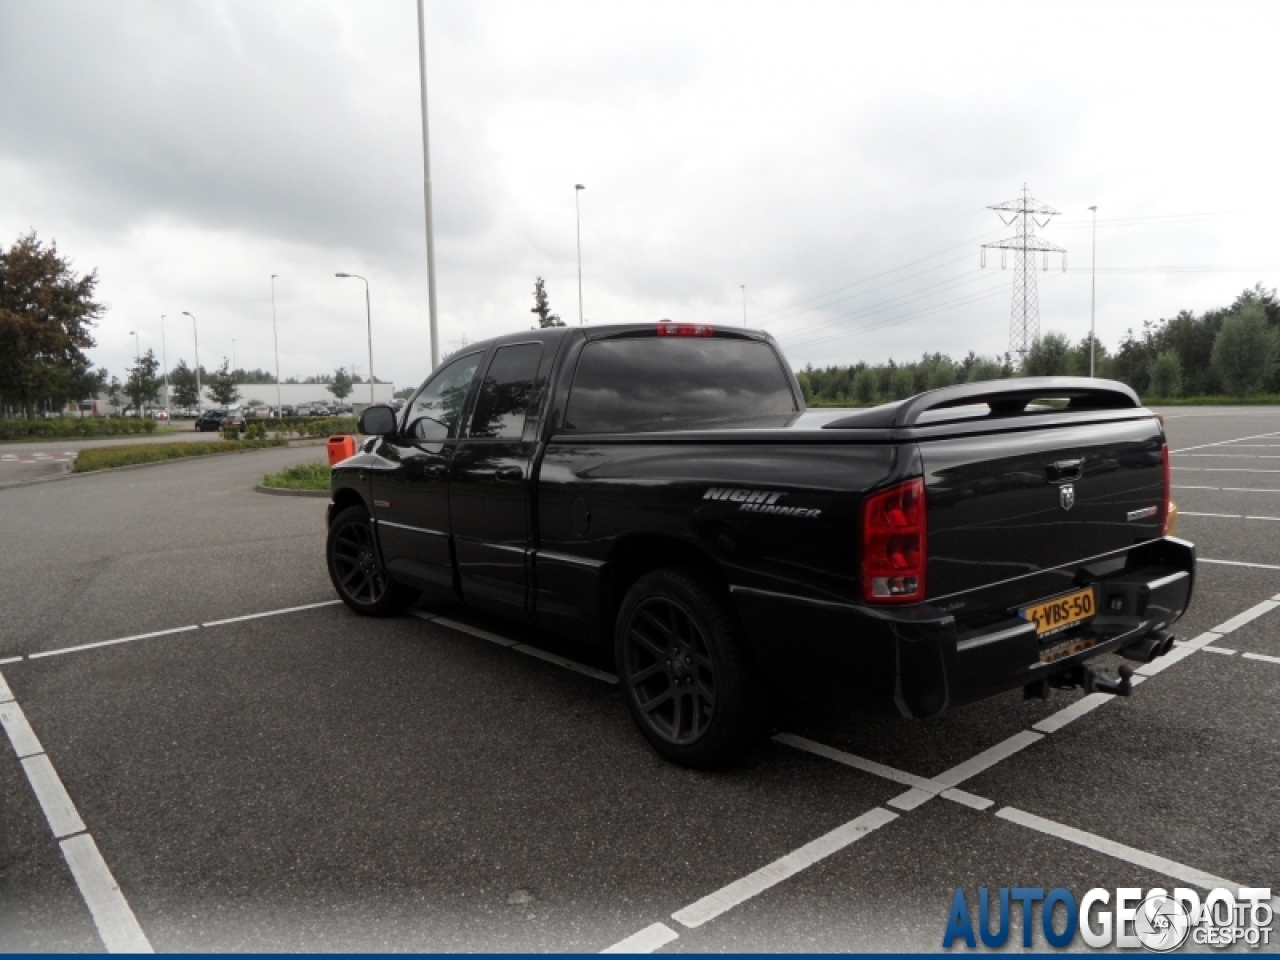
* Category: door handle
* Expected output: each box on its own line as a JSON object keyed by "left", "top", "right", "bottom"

{"left": 1046, "top": 459, "right": 1084, "bottom": 483}
{"left": 496, "top": 466, "right": 524, "bottom": 482}
{"left": 424, "top": 464, "right": 447, "bottom": 477}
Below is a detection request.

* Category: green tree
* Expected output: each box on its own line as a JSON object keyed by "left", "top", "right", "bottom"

{"left": 852, "top": 367, "right": 878, "bottom": 404}
{"left": 1147, "top": 349, "right": 1184, "bottom": 398}
{"left": 328, "top": 367, "right": 354, "bottom": 401}
{"left": 1022, "top": 332, "right": 1072, "bottom": 377}
{"left": 207, "top": 359, "right": 240, "bottom": 406}
{"left": 169, "top": 360, "right": 200, "bottom": 408}
{"left": 926, "top": 361, "right": 957, "bottom": 390}
{"left": 530, "top": 277, "right": 564, "bottom": 328}
{"left": 0, "top": 232, "right": 103, "bottom": 418}
{"left": 125, "top": 348, "right": 162, "bottom": 411}
{"left": 889, "top": 366, "right": 916, "bottom": 400}
{"left": 1211, "top": 303, "right": 1275, "bottom": 397}
{"left": 966, "top": 357, "right": 1005, "bottom": 383}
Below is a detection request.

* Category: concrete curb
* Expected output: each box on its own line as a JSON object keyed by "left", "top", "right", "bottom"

{"left": 254, "top": 483, "right": 329, "bottom": 498}
{"left": 0, "top": 441, "right": 326, "bottom": 492}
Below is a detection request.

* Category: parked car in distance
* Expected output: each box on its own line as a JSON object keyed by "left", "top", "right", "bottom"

{"left": 220, "top": 408, "right": 247, "bottom": 431}
{"left": 194, "top": 409, "right": 226, "bottom": 432}
{"left": 310, "top": 404, "right": 332, "bottom": 417}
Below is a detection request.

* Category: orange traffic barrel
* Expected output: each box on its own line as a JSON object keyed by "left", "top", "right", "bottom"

{"left": 327, "top": 434, "right": 357, "bottom": 466}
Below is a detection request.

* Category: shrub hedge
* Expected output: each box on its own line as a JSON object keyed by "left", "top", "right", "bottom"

{"left": 262, "top": 461, "right": 331, "bottom": 490}
{"left": 73, "top": 437, "right": 287, "bottom": 472}
{"left": 271, "top": 416, "right": 358, "bottom": 438}
{"left": 0, "top": 417, "right": 159, "bottom": 441}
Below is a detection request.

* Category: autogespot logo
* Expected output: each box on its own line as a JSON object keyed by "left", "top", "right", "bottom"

{"left": 942, "top": 886, "right": 1274, "bottom": 951}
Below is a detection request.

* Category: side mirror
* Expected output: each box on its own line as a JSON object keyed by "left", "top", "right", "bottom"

{"left": 358, "top": 404, "right": 398, "bottom": 436}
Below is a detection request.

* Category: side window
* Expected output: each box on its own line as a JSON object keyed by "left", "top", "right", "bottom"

{"left": 469, "top": 343, "right": 544, "bottom": 440}
{"left": 405, "top": 352, "right": 483, "bottom": 442}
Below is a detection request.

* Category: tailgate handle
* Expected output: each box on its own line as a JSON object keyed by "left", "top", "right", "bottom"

{"left": 1046, "top": 459, "right": 1084, "bottom": 483}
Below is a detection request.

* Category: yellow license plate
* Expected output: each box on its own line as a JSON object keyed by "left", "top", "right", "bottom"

{"left": 1020, "top": 587, "right": 1096, "bottom": 638}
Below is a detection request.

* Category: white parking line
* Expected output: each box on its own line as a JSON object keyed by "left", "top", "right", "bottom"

{"left": 201, "top": 600, "right": 341, "bottom": 627}
{"left": 670, "top": 807, "right": 897, "bottom": 929}
{"left": 772, "top": 734, "right": 935, "bottom": 791}
{"left": 601, "top": 922, "right": 680, "bottom": 954}
{"left": 510, "top": 644, "right": 618, "bottom": 684}
{"left": 1172, "top": 430, "right": 1280, "bottom": 454}
{"left": 0, "top": 668, "right": 152, "bottom": 952}
{"left": 1174, "top": 486, "right": 1280, "bottom": 492}
{"left": 1173, "top": 467, "right": 1280, "bottom": 473}
{"left": 1200, "top": 558, "right": 1280, "bottom": 571}
{"left": 1211, "top": 599, "right": 1280, "bottom": 634}
{"left": 22, "top": 754, "right": 86, "bottom": 838}
{"left": 930, "top": 730, "right": 1044, "bottom": 790}
{"left": 60, "top": 834, "right": 154, "bottom": 953}
{"left": 1201, "top": 646, "right": 1237, "bottom": 655}
{"left": 28, "top": 625, "right": 200, "bottom": 660}
{"left": 996, "top": 807, "right": 1239, "bottom": 892}
{"left": 1242, "top": 652, "right": 1280, "bottom": 665}
{"left": 1032, "top": 692, "right": 1113, "bottom": 734}
{"left": 0, "top": 700, "right": 46, "bottom": 757}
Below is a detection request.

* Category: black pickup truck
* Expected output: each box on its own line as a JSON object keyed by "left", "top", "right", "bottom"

{"left": 325, "top": 322, "right": 1194, "bottom": 766}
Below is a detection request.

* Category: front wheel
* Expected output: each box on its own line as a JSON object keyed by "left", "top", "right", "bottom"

{"left": 615, "top": 567, "right": 764, "bottom": 768}
{"left": 326, "top": 504, "right": 418, "bottom": 616}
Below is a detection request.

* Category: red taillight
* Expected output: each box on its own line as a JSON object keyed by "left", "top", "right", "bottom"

{"left": 862, "top": 477, "right": 927, "bottom": 603}
{"left": 656, "top": 320, "right": 714, "bottom": 337}
{"left": 1159, "top": 442, "right": 1171, "bottom": 535}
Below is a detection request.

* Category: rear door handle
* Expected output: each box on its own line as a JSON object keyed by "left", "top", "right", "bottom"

{"left": 1046, "top": 459, "right": 1084, "bottom": 482}
{"left": 496, "top": 466, "right": 524, "bottom": 482}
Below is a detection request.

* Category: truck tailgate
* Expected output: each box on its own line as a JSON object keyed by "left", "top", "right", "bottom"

{"left": 922, "top": 418, "right": 1165, "bottom": 599}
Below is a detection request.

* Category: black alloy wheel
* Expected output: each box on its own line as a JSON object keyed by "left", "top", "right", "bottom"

{"left": 624, "top": 596, "right": 717, "bottom": 745}
{"left": 615, "top": 567, "right": 764, "bottom": 767}
{"left": 326, "top": 505, "right": 418, "bottom": 616}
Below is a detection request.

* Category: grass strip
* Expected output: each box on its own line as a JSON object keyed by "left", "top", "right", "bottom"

{"left": 73, "top": 438, "right": 287, "bottom": 473}
{"left": 262, "top": 461, "right": 331, "bottom": 490}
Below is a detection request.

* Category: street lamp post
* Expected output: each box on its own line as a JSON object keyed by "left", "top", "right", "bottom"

{"left": 740, "top": 285, "right": 747, "bottom": 328}
{"left": 416, "top": 0, "right": 440, "bottom": 369}
{"left": 335, "top": 273, "right": 375, "bottom": 405}
{"left": 232, "top": 339, "right": 237, "bottom": 376}
{"left": 271, "top": 275, "right": 282, "bottom": 416}
{"left": 575, "top": 184, "right": 585, "bottom": 325}
{"left": 1088, "top": 206, "right": 1098, "bottom": 378}
{"left": 128, "top": 330, "right": 141, "bottom": 415}
{"left": 183, "top": 311, "right": 202, "bottom": 410}
{"left": 160, "top": 315, "right": 170, "bottom": 414}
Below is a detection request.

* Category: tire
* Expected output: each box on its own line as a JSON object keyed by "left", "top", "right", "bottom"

{"left": 614, "top": 567, "right": 764, "bottom": 768}
{"left": 326, "top": 504, "right": 418, "bottom": 616}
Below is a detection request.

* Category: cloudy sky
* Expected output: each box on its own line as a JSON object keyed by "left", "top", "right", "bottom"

{"left": 2, "top": 0, "right": 1278, "bottom": 390}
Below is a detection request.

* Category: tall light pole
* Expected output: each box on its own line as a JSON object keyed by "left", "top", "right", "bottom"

{"left": 128, "top": 330, "right": 141, "bottom": 415}
{"left": 1088, "top": 205, "right": 1098, "bottom": 378}
{"left": 160, "top": 315, "right": 170, "bottom": 414}
{"left": 416, "top": 0, "right": 440, "bottom": 369}
{"left": 270, "top": 275, "right": 282, "bottom": 416}
{"left": 335, "top": 273, "right": 375, "bottom": 405}
{"left": 183, "top": 311, "right": 202, "bottom": 410}
{"left": 740, "top": 285, "right": 747, "bottom": 327}
{"left": 232, "top": 339, "right": 237, "bottom": 375}
{"left": 575, "top": 183, "right": 585, "bottom": 325}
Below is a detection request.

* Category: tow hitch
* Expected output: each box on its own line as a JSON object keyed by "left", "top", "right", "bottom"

{"left": 1025, "top": 661, "right": 1135, "bottom": 700}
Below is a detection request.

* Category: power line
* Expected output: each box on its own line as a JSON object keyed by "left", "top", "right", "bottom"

{"left": 749, "top": 225, "right": 1006, "bottom": 323}
{"left": 775, "top": 270, "right": 1001, "bottom": 343}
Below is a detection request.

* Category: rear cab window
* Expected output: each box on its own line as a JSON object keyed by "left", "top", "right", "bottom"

{"left": 563, "top": 337, "right": 797, "bottom": 433}
{"left": 470, "top": 343, "right": 544, "bottom": 440}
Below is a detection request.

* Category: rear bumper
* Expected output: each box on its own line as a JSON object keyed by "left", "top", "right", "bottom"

{"left": 730, "top": 536, "right": 1196, "bottom": 718}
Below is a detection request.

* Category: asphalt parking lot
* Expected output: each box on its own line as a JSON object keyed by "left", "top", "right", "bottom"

{"left": 1, "top": 409, "right": 1278, "bottom": 952}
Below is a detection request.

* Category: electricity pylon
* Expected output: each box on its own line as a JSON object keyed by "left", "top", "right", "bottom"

{"left": 981, "top": 184, "right": 1066, "bottom": 356}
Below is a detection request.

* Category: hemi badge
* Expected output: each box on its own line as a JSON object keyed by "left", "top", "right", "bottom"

{"left": 1126, "top": 505, "right": 1158, "bottom": 521}
{"left": 375, "top": 500, "right": 392, "bottom": 509}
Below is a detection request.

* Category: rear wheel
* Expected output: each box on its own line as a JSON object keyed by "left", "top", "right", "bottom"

{"left": 326, "top": 504, "right": 418, "bottom": 616}
{"left": 615, "top": 567, "right": 764, "bottom": 768}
